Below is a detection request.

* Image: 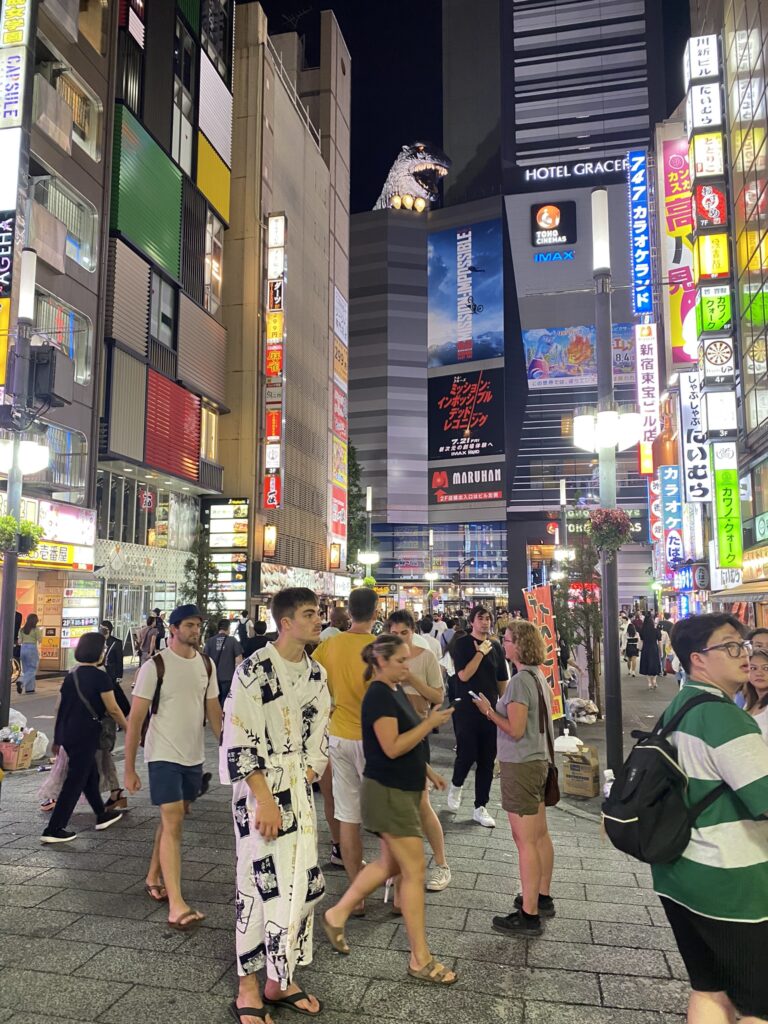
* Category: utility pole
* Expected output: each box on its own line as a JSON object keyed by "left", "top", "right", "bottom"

{"left": 592, "top": 188, "right": 623, "bottom": 771}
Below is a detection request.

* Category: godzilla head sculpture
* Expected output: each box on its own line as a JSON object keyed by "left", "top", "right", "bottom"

{"left": 374, "top": 141, "right": 451, "bottom": 212}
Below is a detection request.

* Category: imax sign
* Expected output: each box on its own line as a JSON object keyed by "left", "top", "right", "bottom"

{"left": 533, "top": 250, "right": 574, "bottom": 263}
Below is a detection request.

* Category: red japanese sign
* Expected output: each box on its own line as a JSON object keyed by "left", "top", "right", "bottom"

{"left": 331, "top": 485, "right": 347, "bottom": 539}
{"left": 265, "top": 339, "right": 283, "bottom": 378}
{"left": 262, "top": 471, "right": 281, "bottom": 510}
{"left": 694, "top": 181, "right": 728, "bottom": 228}
{"left": 522, "top": 585, "right": 564, "bottom": 719}
{"left": 265, "top": 407, "right": 282, "bottom": 443}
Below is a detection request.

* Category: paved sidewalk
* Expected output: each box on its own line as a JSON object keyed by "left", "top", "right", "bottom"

{"left": 0, "top": 723, "right": 687, "bottom": 1024}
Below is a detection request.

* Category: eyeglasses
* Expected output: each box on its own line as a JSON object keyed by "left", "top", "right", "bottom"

{"left": 699, "top": 640, "right": 753, "bottom": 658}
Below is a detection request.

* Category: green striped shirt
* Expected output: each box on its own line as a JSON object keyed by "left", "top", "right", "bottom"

{"left": 651, "top": 680, "right": 768, "bottom": 922}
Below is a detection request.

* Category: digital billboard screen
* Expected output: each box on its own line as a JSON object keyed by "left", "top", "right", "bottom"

{"left": 523, "top": 323, "right": 636, "bottom": 389}
{"left": 427, "top": 218, "right": 504, "bottom": 367}
{"left": 428, "top": 367, "right": 505, "bottom": 460}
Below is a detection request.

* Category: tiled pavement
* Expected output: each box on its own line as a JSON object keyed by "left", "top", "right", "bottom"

{"left": 0, "top": 726, "right": 687, "bottom": 1023}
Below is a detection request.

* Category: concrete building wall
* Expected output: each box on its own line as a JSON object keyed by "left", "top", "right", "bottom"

{"left": 349, "top": 211, "right": 428, "bottom": 526}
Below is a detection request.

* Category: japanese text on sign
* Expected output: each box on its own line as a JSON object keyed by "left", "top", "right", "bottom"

{"left": 634, "top": 323, "right": 660, "bottom": 443}
{"left": 627, "top": 149, "right": 653, "bottom": 315}
{"left": 522, "top": 585, "right": 564, "bottom": 720}
{"left": 712, "top": 443, "right": 743, "bottom": 569}
{"left": 660, "top": 464, "right": 684, "bottom": 575}
{"left": 679, "top": 371, "right": 712, "bottom": 503}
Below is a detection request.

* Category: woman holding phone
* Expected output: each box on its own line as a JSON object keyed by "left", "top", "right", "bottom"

{"left": 322, "top": 633, "right": 457, "bottom": 986}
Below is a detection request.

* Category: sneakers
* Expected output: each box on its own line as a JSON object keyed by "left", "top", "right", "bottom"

{"left": 473, "top": 806, "right": 496, "bottom": 828}
{"left": 94, "top": 810, "right": 124, "bottom": 831}
{"left": 426, "top": 864, "right": 452, "bottom": 892}
{"left": 514, "top": 893, "right": 555, "bottom": 917}
{"left": 41, "top": 829, "right": 77, "bottom": 844}
{"left": 329, "top": 843, "right": 344, "bottom": 868}
{"left": 446, "top": 784, "right": 463, "bottom": 813}
{"left": 492, "top": 910, "right": 542, "bottom": 936}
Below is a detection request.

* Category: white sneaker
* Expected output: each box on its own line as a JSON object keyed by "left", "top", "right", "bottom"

{"left": 426, "top": 864, "right": 452, "bottom": 891}
{"left": 446, "top": 784, "right": 463, "bottom": 812}
{"left": 473, "top": 806, "right": 496, "bottom": 828}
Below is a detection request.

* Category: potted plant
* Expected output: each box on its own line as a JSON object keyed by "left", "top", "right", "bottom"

{"left": 18, "top": 519, "right": 44, "bottom": 555}
{"left": 363, "top": 575, "right": 377, "bottom": 588}
{"left": 0, "top": 515, "right": 43, "bottom": 554}
{"left": 585, "top": 508, "right": 632, "bottom": 562}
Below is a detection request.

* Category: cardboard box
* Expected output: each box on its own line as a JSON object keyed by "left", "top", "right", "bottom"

{"left": 0, "top": 730, "right": 37, "bottom": 771}
{"left": 561, "top": 744, "right": 600, "bottom": 798}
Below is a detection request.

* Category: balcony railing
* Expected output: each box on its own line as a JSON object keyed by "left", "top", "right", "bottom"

{"left": 148, "top": 337, "right": 177, "bottom": 379}
{"left": 199, "top": 457, "right": 223, "bottom": 493}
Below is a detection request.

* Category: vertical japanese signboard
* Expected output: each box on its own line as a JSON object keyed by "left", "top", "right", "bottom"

{"left": 522, "top": 585, "right": 564, "bottom": 720}
{"left": 660, "top": 138, "right": 697, "bottom": 366}
{"left": 678, "top": 370, "right": 713, "bottom": 502}
{"left": 712, "top": 442, "right": 743, "bottom": 569}
{"left": 627, "top": 150, "right": 653, "bottom": 316}
{"left": 635, "top": 323, "right": 660, "bottom": 474}
{"left": 330, "top": 285, "right": 349, "bottom": 563}
{"left": 263, "top": 214, "right": 285, "bottom": 510}
{"left": 659, "top": 465, "right": 684, "bottom": 576}
{"left": 685, "top": 34, "right": 742, "bottom": 570}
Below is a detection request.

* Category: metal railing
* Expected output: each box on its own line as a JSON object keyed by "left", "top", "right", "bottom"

{"left": 148, "top": 337, "right": 177, "bottom": 379}
{"left": 266, "top": 35, "right": 321, "bottom": 150}
{"left": 199, "top": 457, "right": 223, "bottom": 493}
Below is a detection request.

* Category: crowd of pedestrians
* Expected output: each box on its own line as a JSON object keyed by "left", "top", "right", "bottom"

{"left": 28, "top": 592, "right": 768, "bottom": 1022}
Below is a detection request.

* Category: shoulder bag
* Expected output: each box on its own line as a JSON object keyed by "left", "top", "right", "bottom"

{"left": 533, "top": 668, "right": 561, "bottom": 807}
{"left": 72, "top": 668, "right": 115, "bottom": 750}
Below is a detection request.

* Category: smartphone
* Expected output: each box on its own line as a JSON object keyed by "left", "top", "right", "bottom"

{"left": 450, "top": 697, "right": 462, "bottom": 707}
{"left": 467, "top": 691, "right": 480, "bottom": 700}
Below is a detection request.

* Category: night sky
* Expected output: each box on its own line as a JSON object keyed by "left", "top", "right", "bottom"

{"left": 240, "top": 0, "right": 690, "bottom": 214}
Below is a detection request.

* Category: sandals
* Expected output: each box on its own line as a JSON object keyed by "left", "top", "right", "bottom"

{"left": 263, "top": 990, "right": 322, "bottom": 1016}
{"left": 145, "top": 883, "right": 168, "bottom": 902}
{"left": 407, "top": 958, "right": 458, "bottom": 986}
{"left": 321, "top": 912, "right": 349, "bottom": 954}
{"left": 228, "top": 1000, "right": 270, "bottom": 1024}
{"left": 168, "top": 908, "right": 205, "bottom": 930}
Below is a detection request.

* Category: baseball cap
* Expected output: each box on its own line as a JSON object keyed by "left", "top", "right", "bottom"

{"left": 168, "top": 604, "right": 204, "bottom": 626}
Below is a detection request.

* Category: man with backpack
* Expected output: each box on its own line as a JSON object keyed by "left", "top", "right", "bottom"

{"left": 124, "top": 604, "right": 222, "bottom": 931}
{"left": 604, "top": 613, "right": 768, "bottom": 1024}
{"left": 203, "top": 618, "right": 243, "bottom": 704}
{"left": 236, "top": 610, "right": 254, "bottom": 646}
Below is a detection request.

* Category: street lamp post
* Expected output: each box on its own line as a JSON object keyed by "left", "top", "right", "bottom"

{"left": 365, "top": 486, "right": 373, "bottom": 551}
{"left": 591, "top": 189, "right": 623, "bottom": 772}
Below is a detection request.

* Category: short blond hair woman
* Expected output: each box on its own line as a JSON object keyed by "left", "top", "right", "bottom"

{"left": 471, "top": 619, "right": 555, "bottom": 935}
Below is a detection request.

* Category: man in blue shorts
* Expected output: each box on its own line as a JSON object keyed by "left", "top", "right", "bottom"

{"left": 124, "top": 604, "right": 221, "bottom": 930}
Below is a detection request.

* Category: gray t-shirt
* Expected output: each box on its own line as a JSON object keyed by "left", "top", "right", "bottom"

{"left": 204, "top": 633, "right": 243, "bottom": 685}
{"left": 495, "top": 666, "right": 553, "bottom": 764}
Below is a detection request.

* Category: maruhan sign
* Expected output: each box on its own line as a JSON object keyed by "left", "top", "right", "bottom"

{"left": 524, "top": 158, "right": 629, "bottom": 183}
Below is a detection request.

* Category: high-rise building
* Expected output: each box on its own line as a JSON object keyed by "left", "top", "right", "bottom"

{"left": 0, "top": 0, "right": 118, "bottom": 669}
{"left": 221, "top": 4, "right": 351, "bottom": 612}
{"left": 349, "top": 0, "right": 675, "bottom": 610}
{"left": 95, "top": 0, "right": 237, "bottom": 633}
{"left": 443, "top": 0, "right": 668, "bottom": 203}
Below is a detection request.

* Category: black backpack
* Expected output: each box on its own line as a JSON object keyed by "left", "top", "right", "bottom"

{"left": 602, "top": 693, "right": 728, "bottom": 864}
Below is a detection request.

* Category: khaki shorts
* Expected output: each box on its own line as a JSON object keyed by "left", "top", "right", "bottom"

{"left": 329, "top": 736, "right": 365, "bottom": 824}
{"left": 499, "top": 760, "right": 548, "bottom": 816}
{"left": 360, "top": 777, "right": 423, "bottom": 838}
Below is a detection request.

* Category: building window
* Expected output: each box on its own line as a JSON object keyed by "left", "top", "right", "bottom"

{"left": 150, "top": 272, "right": 176, "bottom": 348}
{"left": 201, "top": 0, "right": 231, "bottom": 82}
{"left": 204, "top": 210, "right": 223, "bottom": 314}
{"left": 30, "top": 176, "right": 98, "bottom": 271}
{"left": 26, "top": 425, "right": 88, "bottom": 505}
{"left": 172, "top": 18, "right": 196, "bottom": 174}
{"left": 200, "top": 405, "right": 218, "bottom": 461}
{"left": 78, "top": 0, "right": 108, "bottom": 55}
{"left": 35, "top": 292, "right": 93, "bottom": 386}
{"left": 37, "top": 55, "right": 101, "bottom": 161}
{"left": 118, "top": 32, "right": 143, "bottom": 116}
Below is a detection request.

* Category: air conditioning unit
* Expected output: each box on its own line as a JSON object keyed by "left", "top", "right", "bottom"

{"left": 29, "top": 344, "right": 74, "bottom": 407}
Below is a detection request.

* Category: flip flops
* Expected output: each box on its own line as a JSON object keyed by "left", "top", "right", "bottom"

{"left": 145, "top": 883, "right": 168, "bottom": 902}
{"left": 263, "top": 990, "right": 322, "bottom": 1016}
{"left": 228, "top": 1000, "right": 269, "bottom": 1024}
{"left": 168, "top": 908, "right": 205, "bottom": 930}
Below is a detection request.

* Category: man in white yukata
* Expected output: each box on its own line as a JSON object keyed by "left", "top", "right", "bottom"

{"left": 220, "top": 587, "right": 330, "bottom": 1023}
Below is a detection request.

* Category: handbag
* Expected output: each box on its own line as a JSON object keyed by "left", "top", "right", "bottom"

{"left": 534, "top": 669, "right": 561, "bottom": 807}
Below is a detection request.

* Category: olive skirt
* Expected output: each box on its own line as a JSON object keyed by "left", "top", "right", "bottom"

{"left": 361, "top": 777, "right": 423, "bottom": 838}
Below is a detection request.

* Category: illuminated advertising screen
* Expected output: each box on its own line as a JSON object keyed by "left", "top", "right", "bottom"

{"left": 529, "top": 201, "right": 577, "bottom": 247}
{"left": 628, "top": 150, "right": 653, "bottom": 315}
{"left": 696, "top": 284, "right": 732, "bottom": 333}
{"left": 428, "top": 367, "right": 504, "bottom": 460}
{"left": 523, "top": 323, "right": 636, "bottom": 389}
{"left": 429, "top": 461, "right": 505, "bottom": 505}
{"left": 660, "top": 138, "right": 697, "bottom": 366}
{"left": 427, "top": 218, "right": 504, "bottom": 367}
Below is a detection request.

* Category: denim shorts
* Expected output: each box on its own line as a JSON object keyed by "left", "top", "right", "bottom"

{"left": 147, "top": 760, "right": 203, "bottom": 806}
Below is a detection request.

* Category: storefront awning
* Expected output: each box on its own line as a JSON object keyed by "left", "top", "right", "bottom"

{"left": 711, "top": 581, "right": 768, "bottom": 603}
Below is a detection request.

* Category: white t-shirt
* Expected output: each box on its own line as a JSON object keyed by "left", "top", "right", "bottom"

{"left": 134, "top": 647, "right": 219, "bottom": 765}
{"left": 414, "top": 632, "right": 442, "bottom": 660}
{"left": 753, "top": 705, "right": 768, "bottom": 743}
{"left": 319, "top": 625, "right": 341, "bottom": 642}
{"left": 433, "top": 620, "right": 448, "bottom": 637}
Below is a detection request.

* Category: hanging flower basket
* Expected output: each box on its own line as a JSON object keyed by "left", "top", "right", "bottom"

{"left": 585, "top": 508, "right": 632, "bottom": 562}
{"left": 0, "top": 515, "right": 43, "bottom": 554}
{"left": 363, "top": 575, "right": 377, "bottom": 588}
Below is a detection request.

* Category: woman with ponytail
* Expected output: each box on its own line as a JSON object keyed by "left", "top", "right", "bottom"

{"left": 322, "top": 634, "right": 458, "bottom": 986}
